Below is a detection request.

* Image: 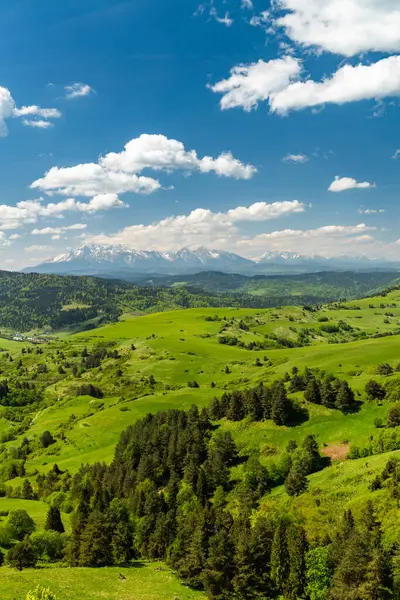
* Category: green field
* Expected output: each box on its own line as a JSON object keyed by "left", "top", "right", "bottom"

{"left": 0, "top": 563, "right": 206, "bottom": 600}
{"left": 3, "top": 287, "right": 400, "bottom": 597}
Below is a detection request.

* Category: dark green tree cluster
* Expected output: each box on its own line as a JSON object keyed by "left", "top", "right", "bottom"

{"left": 288, "top": 368, "right": 358, "bottom": 413}
{"left": 209, "top": 380, "right": 307, "bottom": 427}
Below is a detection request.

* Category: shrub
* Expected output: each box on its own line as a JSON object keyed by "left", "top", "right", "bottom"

{"left": 376, "top": 363, "right": 394, "bottom": 376}
{"left": 387, "top": 404, "right": 400, "bottom": 428}
{"left": 40, "top": 431, "right": 55, "bottom": 449}
{"left": 374, "top": 418, "right": 383, "bottom": 428}
{"left": 7, "top": 536, "right": 36, "bottom": 570}
{"left": 8, "top": 509, "right": 36, "bottom": 541}
{"left": 30, "top": 531, "right": 65, "bottom": 562}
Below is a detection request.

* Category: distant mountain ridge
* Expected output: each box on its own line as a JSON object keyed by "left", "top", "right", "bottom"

{"left": 23, "top": 244, "right": 400, "bottom": 277}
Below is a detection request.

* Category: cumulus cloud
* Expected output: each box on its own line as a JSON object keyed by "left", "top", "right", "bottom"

{"left": 241, "top": 0, "right": 253, "bottom": 9}
{"left": 357, "top": 208, "right": 385, "bottom": 215}
{"left": 237, "top": 223, "right": 378, "bottom": 257}
{"left": 0, "top": 194, "right": 125, "bottom": 232}
{"left": 209, "top": 57, "right": 301, "bottom": 111}
{"left": 211, "top": 56, "right": 400, "bottom": 115}
{"left": 272, "top": 0, "right": 400, "bottom": 57}
{"left": 271, "top": 56, "right": 400, "bottom": 115}
{"left": 329, "top": 177, "right": 376, "bottom": 193}
{"left": 31, "top": 223, "right": 88, "bottom": 235}
{"left": 0, "top": 86, "right": 61, "bottom": 135}
{"left": 22, "top": 120, "right": 54, "bottom": 129}
{"left": 85, "top": 200, "right": 306, "bottom": 251}
{"left": 32, "top": 134, "right": 256, "bottom": 197}
{"left": 14, "top": 106, "right": 61, "bottom": 119}
{"left": 64, "top": 83, "right": 94, "bottom": 99}
{"left": 283, "top": 153, "right": 308, "bottom": 163}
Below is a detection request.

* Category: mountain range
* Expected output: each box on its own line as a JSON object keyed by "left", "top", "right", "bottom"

{"left": 23, "top": 244, "right": 400, "bottom": 278}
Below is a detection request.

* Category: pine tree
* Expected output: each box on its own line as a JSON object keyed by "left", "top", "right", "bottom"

{"left": 270, "top": 518, "right": 289, "bottom": 593}
{"left": 45, "top": 505, "right": 64, "bottom": 534}
{"left": 320, "top": 377, "right": 336, "bottom": 408}
{"left": 285, "top": 463, "right": 308, "bottom": 496}
{"left": 271, "top": 382, "right": 292, "bottom": 426}
{"left": 286, "top": 524, "right": 308, "bottom": 600}
{"left": 202, "top": 516, "right": 235, "bottom": 600}
{"left": 22, "top": 479, "right": 34, "bottom": 500}
{"left": 305, "top": 378, "right": 322, "bottom": 405}
{"left": 232, "top": 514, "right": 256, "bottom": 599}
{"left": 335, "top": 381, "right": 356, "bottom": 413}
{"left": 79, "top": 511, "right": 113, "bottom": 567}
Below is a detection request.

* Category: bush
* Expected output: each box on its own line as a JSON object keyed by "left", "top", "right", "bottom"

{"left": 387, "top": 404, "right": 400, "bottom": 428}
{"left": 30, "top": 531, "right": 65, "bottom": 562}
{"left": 374, "top": 418, "right": 383, "bottom": 428}
{"left": 7, "top": 536, "right": 36, "bottom": 570}
{"left": 8, "top": 509, "right": 36, "bottom": 541}
{"left": 40, "top": 431, "right": 55, "bottom": 449}
{"left": 187, "top": 381, "right": 199, "bottom": 388}
{"left": 376, "top": 363, "right": 394, "bottom": 376}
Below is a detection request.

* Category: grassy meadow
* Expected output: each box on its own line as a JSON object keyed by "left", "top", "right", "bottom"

{"left": 3, "top": 287, "right": 400, "bottom": 596}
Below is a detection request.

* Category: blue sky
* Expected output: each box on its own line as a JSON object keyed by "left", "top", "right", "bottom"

{"left": 0, "top": 0, "right": 400, "bottom": 268}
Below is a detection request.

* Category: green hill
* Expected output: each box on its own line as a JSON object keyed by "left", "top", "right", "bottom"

{"left": 3, "top": 287, "right": 400, "bottom": 598}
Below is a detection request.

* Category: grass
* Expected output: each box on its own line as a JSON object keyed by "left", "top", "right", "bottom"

{"left": 6, "top": 295, "right": 400, "bottom": 476}
{"left": 0, "top": 498, "right": 71, "bottom": 534}
{"left": 0, "top": 563, "right": 206, "bottom": 600}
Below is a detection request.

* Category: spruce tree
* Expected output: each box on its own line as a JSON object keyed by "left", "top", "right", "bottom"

{"left": 286, "top": 524, "right": 308, "bottom": 600}
{"left": 22, "top": 479, "right": 34, "bottom": 500}
{"left": 285, "top": 463, "right": 308, "bottom": 497}
{"left": 45, "top": 505, "right": 64, "bottom": 534}
{"left": 270, "top": 518, "right": 289, "bottom": 593}
{"left": 305, "top": 378, "right": 322, "bottom": 405}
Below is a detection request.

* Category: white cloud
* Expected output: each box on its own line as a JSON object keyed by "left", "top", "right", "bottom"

{"left": 0, "top": 194, "right": 126, "bottom": 233}
{"left": 238, "top": 223, "right": 378, "bottom": 257}
{"left": 9, "top": 234, "right": 21, "bottom": 240}
{"left": 272, "top": 0, "right": 400, "bottom": 57}
{"left": 357, "top": 208, "right": 385, "bottom": 215}
{"left": 32, "top": 164, "right": 161, "bottom": 197}
{"left": 22, "top": 120, "right": 54, "bottom": 129}
{"left": 64, "top": 83, "right": 94, "bottom": 99}
{"left": 209, "top": 57, "right": 301, "bottom": 111}
{"left": 283, "top": 153, "right": 309, "bottom": 163}
{"left": 226, "top": 200, "right": 305, "bottom": 222}
{"left": 14, "top": 106, "right": 61, "bottom": 119}
{"left": 329, "top": 176, "right": 376, "bottom": 193}
{"left": 250, "top": 11, "right": 269, "bottom": 27}
{"left": 0, "top": 87, "right": 61, "bottom": 135}
{"left": 241, "top": 0, "right": 253, "bottom": 9}
{"left": 270, "top": 56, "right": 400, "bottom": 115}
{"left": 31, "top": 223, "right": 87, "bottom": 235}
{"left": 209, "top": 7, "right": 233, "bottom": 27}
{"left": 392, "top": 150, "right": 400, "bottom": 160}
{"left": 85, "top": 200, "right": 306, "bottom": 251}
{"left": 52, "top": 235, "right": 61, "bottom": 240}
{"left": 0, "top": 87, "right": 18, "bottom": 136}
{"left": 24, "top": 245, "right": 54, "bottom": 253}
{"left": 32, "top": 134, "right": 256, "bottom": 197}
{"left": 211, "top": 56, "right": 400, "bottom": 115}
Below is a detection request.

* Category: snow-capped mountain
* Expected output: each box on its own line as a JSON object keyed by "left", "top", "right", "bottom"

{"left": 24, "top": 244, "right": 255, "bottom": 276}
{"left": 23, "top": 244, "right": 398, "bottom": 278}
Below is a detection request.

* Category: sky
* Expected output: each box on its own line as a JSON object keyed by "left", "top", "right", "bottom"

{"left": 1, "top": 0, "right": 400, "bottom": 269}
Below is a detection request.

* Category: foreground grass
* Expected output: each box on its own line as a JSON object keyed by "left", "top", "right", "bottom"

{"left": 0, "top": 563, "right": 206, "bottom": 600}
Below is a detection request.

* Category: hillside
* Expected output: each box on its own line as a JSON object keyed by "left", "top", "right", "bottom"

{"left": 3, "top": 290, "right": 400, "bottom": 597}
{"left": 0, "top": 269, "right": 398, "bottom": 333}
